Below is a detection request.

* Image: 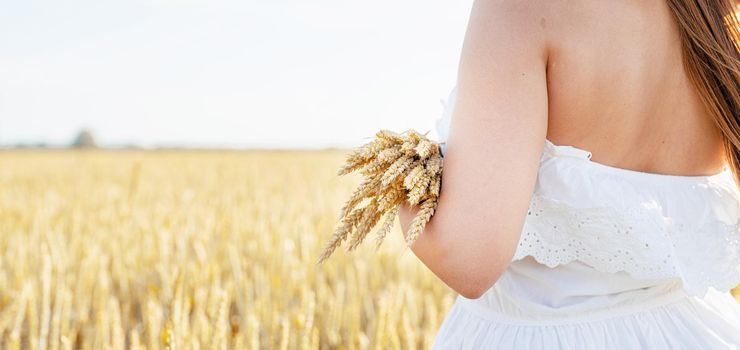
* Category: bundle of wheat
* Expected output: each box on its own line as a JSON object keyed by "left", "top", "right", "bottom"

{"left": 317, "top": 129, "right": 443, "bottom": 264}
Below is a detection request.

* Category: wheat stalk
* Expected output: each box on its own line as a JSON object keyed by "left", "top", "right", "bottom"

{"left": 317, "top": 129, "right": 443, "bottom": 263}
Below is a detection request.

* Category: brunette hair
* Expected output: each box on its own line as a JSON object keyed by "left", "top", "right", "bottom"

{"left": 666, "top": 1, "right": 740, "bottom": 184}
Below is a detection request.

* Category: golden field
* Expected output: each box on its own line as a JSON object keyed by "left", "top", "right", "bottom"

{"left": 0, "top": 150, "right": 456, "bottom": 350}
{"left": 2, "top": 150, "right": 739, "bottom": 350}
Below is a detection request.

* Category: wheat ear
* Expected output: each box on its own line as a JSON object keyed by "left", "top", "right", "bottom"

{"left": 404, "top": 198, "right": 437, "bottom": 247}
{"left": 317, "top": 128, "right": 443, "bottom": 263}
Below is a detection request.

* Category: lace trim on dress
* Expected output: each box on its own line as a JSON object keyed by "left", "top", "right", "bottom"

{"left": 514, "top": 192, "right": 740, "bottom": 297}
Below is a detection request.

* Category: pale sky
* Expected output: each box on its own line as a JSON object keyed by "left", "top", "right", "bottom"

{"left": 0, "top": 0, "right": 473, "bottom": 148}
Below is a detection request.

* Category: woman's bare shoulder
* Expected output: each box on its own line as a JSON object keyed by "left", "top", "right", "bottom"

{"left": 542, "top": 0, "right": 727, "bottom": 176}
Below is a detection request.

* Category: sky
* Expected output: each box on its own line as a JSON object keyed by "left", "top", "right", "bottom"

{"left": 0, "top": 0, "right": 473, "bottom": 148}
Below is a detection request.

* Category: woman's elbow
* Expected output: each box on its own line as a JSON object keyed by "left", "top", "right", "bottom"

{"left": 453, "top": 273, "right": 501, "bottom": 299}
{"left": 441, "top": 237, "right": 513, "bottom": 299}
{"left": 411, "top": 239, "right": 504, "bottom": 299}
{"left": 457, "top": 285, "right": 488, "bottom": 300}
{"left": 401, "top": 205, "right": 512, "bottom": 299}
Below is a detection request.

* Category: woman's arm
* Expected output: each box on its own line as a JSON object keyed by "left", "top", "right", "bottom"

{"left": 398, "top": 0, "right": 550, "bottom": 299}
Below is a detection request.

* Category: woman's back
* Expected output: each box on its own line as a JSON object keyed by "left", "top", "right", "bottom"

{"left": 433, "top": 84, "right": 740, "bottom": 347}
{"left": 545, "top": 0, "right": 727, "bottom": 176}
{"left": 426, "top": 1, "right": 740, "bottom": 348}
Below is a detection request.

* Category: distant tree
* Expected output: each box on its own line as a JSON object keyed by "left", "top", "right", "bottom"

{"left": 72, "top": 129, "right": 97, "bottom": 148}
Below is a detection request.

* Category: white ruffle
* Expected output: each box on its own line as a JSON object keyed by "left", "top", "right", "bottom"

{"left": 434, "top": 84, "right": 740, "bottom": 298}
{"left": 516, "top": 190, "right": 740, "bottom": 297}
{"left": 431, "top": 290, "right": 740, "bottom": 349}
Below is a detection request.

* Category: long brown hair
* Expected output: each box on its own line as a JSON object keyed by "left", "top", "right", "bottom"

{"left": 665, "top": 1, "right": 740, "bottom": 184}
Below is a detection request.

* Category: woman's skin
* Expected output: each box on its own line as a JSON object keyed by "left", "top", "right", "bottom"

{"left": 397, "top": 0, "right": 727, "bottom": 299}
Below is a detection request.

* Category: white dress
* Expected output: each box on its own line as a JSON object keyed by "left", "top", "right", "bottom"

{"left": 431, "top": 86, "right": 740, "bottom": 349}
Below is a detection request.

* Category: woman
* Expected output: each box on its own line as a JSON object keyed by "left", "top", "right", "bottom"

{"left": 398, "top": 0, "right": 740, "bottom": 348}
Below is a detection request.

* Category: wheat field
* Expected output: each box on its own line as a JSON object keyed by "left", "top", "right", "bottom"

{"left": 0, "top": 150, "right": 456, "bottom": 350}
{"left": 2, "top": 150, "right": 739, "bottom": 350}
